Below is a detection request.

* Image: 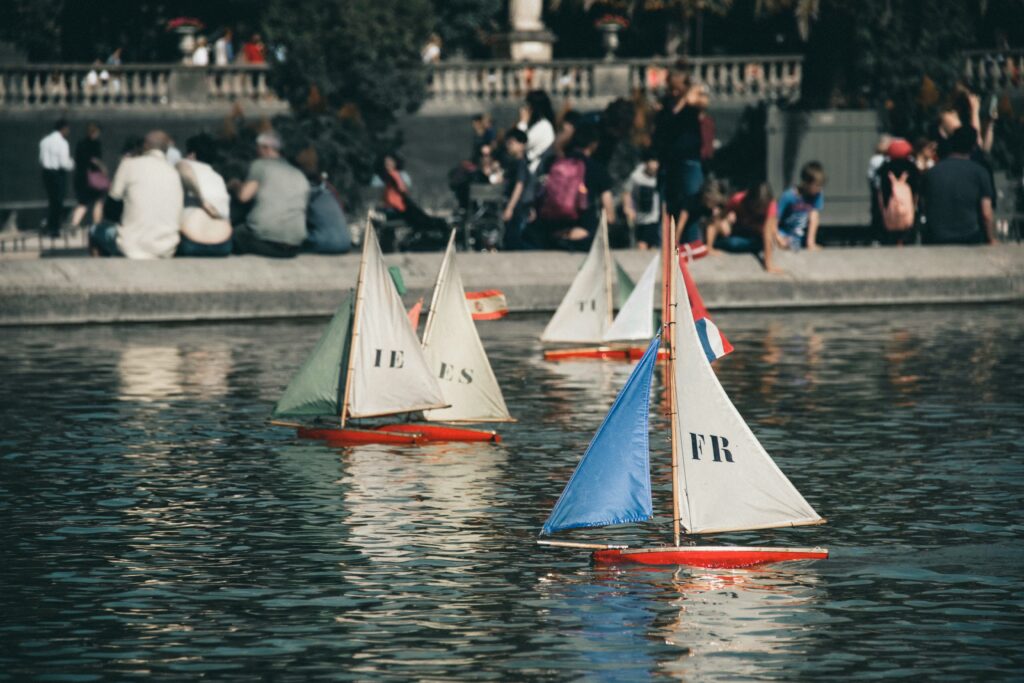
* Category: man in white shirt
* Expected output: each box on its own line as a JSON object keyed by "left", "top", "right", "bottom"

{"left": 39, "top": 119, "right": 74, "bottom": 236}
{"left": 89, "top": 130, "right": 183, "bottom": 259}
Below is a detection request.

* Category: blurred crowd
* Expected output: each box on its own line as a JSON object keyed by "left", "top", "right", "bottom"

{"left": 39, "top": 121, "right": 350, "bottom": 258}
{"left": 36, "top": 63, "right": 1005, "bottom": 264}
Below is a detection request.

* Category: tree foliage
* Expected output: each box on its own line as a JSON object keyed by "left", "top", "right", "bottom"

{"left": 259, "top": 0, "right": 434, "bottom": 207}
{"left": 429, "top": 0, "right": 502, "bottom": 59}
{"left": 801, "top": 0, "right": 989, "bottom": 136}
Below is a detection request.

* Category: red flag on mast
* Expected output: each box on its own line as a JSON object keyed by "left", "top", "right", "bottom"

{"left": 678, "top": 254, "right": 734, "bottom": 362}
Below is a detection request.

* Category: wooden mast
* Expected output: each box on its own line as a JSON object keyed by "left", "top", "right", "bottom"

{"left": 421, "top": 229, "right": 455, "bottom": 346}
{"left": 666, "top": 214, "right": 682, "bottom": 548}
{"left": 338, "top": 222, "right": 372, "bottom": 428}
{"left": 602, "top": 212, "right": 614, "bottom": 329}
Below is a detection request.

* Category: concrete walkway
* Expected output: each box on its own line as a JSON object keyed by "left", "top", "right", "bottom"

{"left": 1, "top": 245, "right": 1022, "bottom": 326}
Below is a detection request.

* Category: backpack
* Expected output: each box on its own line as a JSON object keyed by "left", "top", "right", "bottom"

{"left": 538, "top": 157, "right": 588, "bottom": 222}
{"left": 880, "top": 171, "right": 914, "bottom": 231}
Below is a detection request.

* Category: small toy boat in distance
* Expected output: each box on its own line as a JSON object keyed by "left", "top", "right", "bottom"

{"left": 542, "top": 214, "right": 664, "bottom": 362}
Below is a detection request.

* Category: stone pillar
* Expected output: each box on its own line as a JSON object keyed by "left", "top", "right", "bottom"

{"left": 168, "top": 67, "right": 208, "bottom": 105}
{"left": 506, "top": 0, "right": 555, "bottom": 62}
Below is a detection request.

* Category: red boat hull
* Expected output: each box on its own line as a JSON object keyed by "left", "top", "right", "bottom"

{"left": 544, "top": 346, "right": 670, "bottom": 362}
{"left": 376, "top": 423, "right": 501, "bottom": 443}
{"left": 592, "top": 546, "right": 829, "bottom": 568}
{"left": 296, "top": 423, "right": 500, "bottom": 445}
{"left": 297, "top": 426, "right": 424, "bottom": 445}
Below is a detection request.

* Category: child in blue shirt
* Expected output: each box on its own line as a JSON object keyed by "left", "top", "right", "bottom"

{"left": 777, "top": 161, "right": 826, "bottom": 250}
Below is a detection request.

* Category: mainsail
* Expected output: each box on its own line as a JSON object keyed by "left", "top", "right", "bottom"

{"left": 603, "top": 253, "right": 659, "bottom": 343}
{"left": 541, "top": 336, "right": 660, "bottom": 535}
{"left": 422, "top": 232, "right": 513, "bottom": 423}
{"left": 272, "top": 297, "right": 352, "bottom": 419}
{"left": 671, "top": 262, "right": 823, "bottom": 534}
{"left": 540, "top": 216, "right": 613, "bottom": 344}
{"left": 346, "top": 225, "right": 447, "bottom": 419}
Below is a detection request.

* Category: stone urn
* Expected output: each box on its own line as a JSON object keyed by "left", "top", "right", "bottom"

{"left": 175, "top": 26, "right": 198, "bottom": 63}
{"left": 598, "top": 22, "right": 623, "bottom": 60}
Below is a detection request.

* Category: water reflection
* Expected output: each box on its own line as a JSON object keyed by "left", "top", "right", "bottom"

{"left": 659, "top": 567, "right": 825, "bottom": 680}
{"left": 117, "top": 343, "right": 233, "bottom": 404}
{"left": 340, "top": 442, "right": 509, "bottom": 563}
{"left": 535, "top": 564, "right": 826, "bottom": 681}
{"left": 0, "top": 309, "right": 1021, "bottom": 680}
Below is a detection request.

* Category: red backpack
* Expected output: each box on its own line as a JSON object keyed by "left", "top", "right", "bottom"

{"left": 879, "top": 171, "right": 914, "bottom": 231}
{"left": 539, "top": 157, "right": 588, "bottom": 222}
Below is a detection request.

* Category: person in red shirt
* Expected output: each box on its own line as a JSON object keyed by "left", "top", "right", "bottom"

{"left": 241, "top": 34, "right": 265, "bottom": 64}
{"left": 706, "top": 181, "right": 782, "bottom": 273}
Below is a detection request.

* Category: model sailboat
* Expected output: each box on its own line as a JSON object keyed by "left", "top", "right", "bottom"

{"left": 541, "top": 214, "right": 664, "bottom": 361}
{"left": 537, "top": 231, "right": 827, "bottom": 567}
{"left": 417, "top": 230, "right": 514, "bottom": 430}
{"left": 270, "top": 224, "right": 501, "bottom": 445}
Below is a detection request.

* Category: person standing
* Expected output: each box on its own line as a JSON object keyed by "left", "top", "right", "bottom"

{"left": 517, "top": 90, "right": 556, "bottom": 174}
{"left": 652, "top": 68, "right": 705, "bottom": 251}
{"left": 501, "top": 128, "right": 532, "bottom": 251}
{"left": 191, "top": 36, "right": 210, "bottom": 66}
{"left": 70, "top": 122, "right": 107, "bottom": 229}
{"left": 214, "top": 29, "right": 234, "bottom": 65}
{"left": 39, "top": 119, "right": 74, "bottom": 237}
{"left": 241, "top": 34, "right": 266, "bottom": 64}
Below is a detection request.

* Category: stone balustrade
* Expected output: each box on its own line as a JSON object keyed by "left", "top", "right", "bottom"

{"left": 0, "top": 64, "right": 275, "bottom": 108}
{"left": 426, "top": 55, "right": 805, "bottom": 104}
{"left": 1, "top": 51, "right": 1016, "bottom": 111}
{"left": 963, "top": 50, "right": 1024, "bottom": 94}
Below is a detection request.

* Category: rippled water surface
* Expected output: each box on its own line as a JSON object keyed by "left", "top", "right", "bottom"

{"left": 1, "top": 306, "right": 1022, "bottom": 681}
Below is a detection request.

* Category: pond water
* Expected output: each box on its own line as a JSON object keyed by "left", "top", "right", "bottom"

{"left": 1, "top": 306, "right": 1022, "bottom": 681}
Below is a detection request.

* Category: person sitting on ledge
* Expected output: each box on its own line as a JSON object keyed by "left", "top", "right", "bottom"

{"left": 706, "top": 180, "right": 782, "bottom": 273}
{"left": 776, "top": 161, "right": 826, "bottom": 251}
{"left": 921, "top": 126, "right": 995, "bottom": 246}
{"left": 175, "top": 134, "right": 233, "bottom": 257}
{"left": 230, "top": 130, "right": 309, "bottom": 258}
{"left": 89, "top": 130, "right": 182, "bottom": 259}
{"left": 300, "top": 151, "right": 352, "bottom": 255}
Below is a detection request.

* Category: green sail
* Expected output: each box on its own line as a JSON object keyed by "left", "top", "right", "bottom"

{"left": 272, "top": 297, "right": 353, "bottom": 419}
{"left": 615, "top": 260, "right": 636, "bottom": 310}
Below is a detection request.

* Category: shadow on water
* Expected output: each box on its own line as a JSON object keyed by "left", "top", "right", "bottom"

{"left": 0, "top": 306, "right": 1022, "bottom": 679}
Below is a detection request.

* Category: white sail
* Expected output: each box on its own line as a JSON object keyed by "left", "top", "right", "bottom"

{"left": 421, "top": 233, "right": 513, "bottom": 423}
{"left": 540, "top": 216, "right": 612, "bottom": 344}
{"left": 671, "top": 262, "right": 823, "bottom": 534}
{"left": 602, "top": 253, "right": 659, "bottom": 342}
{"left": 347, "top": 225, "right": 447, "bottom": 419}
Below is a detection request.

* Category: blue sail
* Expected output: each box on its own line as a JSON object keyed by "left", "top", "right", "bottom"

{"left": 541, "top": 336, "right": 660, "bottom": 535}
